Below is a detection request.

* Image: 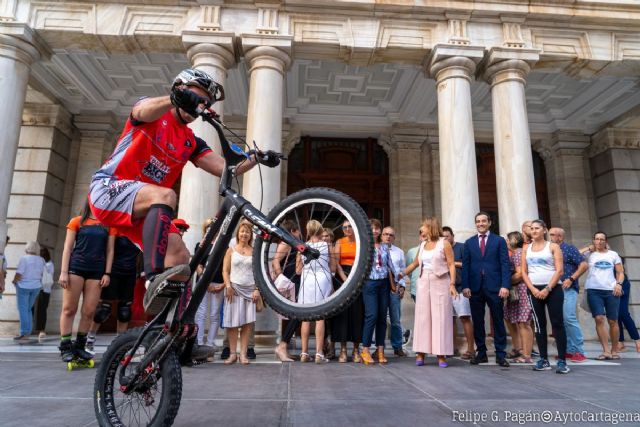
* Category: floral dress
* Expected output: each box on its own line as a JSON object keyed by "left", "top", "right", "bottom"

{"left": 504, "top": 248, "right": 533, "bottom": 323}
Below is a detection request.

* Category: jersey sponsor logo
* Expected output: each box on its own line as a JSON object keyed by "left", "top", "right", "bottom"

{"left": 594, "top": 260, "right": 613, "bottom": 269}
{"left": 106, "top": 180, "right": 136, "bottom": 200}
{"left": 142, "top": 155, "right": 170, "bottom": 183}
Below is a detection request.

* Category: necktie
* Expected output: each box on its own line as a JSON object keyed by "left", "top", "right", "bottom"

{"left": 480, "top": 234, "right": 486, "bottom": 256}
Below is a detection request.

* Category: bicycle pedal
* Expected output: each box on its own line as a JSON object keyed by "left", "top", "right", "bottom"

{"left": 156, "top": 280, "right": 185, "bottom": 297}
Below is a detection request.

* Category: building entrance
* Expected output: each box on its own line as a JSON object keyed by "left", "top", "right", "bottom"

{"left": 287, "top": 137, "right": 390, "bottom": 226}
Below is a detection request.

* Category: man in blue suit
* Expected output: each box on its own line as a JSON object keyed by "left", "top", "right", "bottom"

{"left": 462, "top": 212, "right": 512, "bottom": 367}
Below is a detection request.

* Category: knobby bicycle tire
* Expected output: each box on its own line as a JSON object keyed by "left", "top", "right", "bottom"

{"left": 94, "top": 327, "right": 182, "bottom": 427}
{"left": 253, "top": 187, "right": 373, "bottom": 321}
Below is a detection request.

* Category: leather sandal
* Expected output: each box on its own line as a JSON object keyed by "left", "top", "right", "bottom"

{"left": 224, "top": 352, "right": 238, "bottom": 365}
{"left": 360, "top": 349, "right": 375, "bottom": 365}
{"left": 338, "top": 349, "right": 348, "bottom": 363}
{"left": 377, "top": 349, "right": 388, "bottom": 364}
{"left": 300, "top": 352, "right": 311, "bottom": 363}
{"left": 315, "top": 353, "right": 329, "bottom": 364}
{"left": 352, "top": 348, "right": 362, "bottom": 363}
{"left": 275, "top": 345, "right": 294, "bottom": 362}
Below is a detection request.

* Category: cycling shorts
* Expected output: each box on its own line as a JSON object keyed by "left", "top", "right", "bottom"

{"left": 88, "top": 178, "right": 180, "bottom": 249}
{"left": 69, "top": 269, "right": 104, "bottom": 281}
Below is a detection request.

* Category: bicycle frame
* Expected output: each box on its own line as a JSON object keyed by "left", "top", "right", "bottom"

{"left": 119, "top": 110, "right": 315, "bottom": 392}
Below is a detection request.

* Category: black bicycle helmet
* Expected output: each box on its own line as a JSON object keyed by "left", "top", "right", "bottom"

{"left": 172, "top": 69, "right": 225, "bottom": 102}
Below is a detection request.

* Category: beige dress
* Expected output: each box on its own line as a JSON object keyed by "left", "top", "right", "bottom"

{"left": 412, "top": 238, "right": 454, "bottom": 355}
{"left": 223, "top": 248, "right": 256, "bottom": 328}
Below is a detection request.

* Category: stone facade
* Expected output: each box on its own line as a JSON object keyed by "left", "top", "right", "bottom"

{"left": 1, "top": 0, "right": 639, "bottom": 339}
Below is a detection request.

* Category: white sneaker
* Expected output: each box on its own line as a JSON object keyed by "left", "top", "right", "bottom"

{"left": 38, "top": 331, "right": 46, "bottom": 340}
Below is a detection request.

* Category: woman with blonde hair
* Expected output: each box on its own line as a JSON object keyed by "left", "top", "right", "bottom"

{"left": 222, "top": 222, "right": 259, "bottom": 365}
{"left": 297, "top": 220, "right": 336, "bottom": 363}
{"left": 13, "top": 241, "right": 45, "bottom": 341}
{"left": 401, "top": 217, "right": 457, "bottom": 367}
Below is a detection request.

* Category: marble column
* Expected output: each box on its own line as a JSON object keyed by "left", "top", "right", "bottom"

{"left": 0, "top": 34, "right": 39, "bottom": 255}
{"left": 427, "top": 45, "right": 484, "bottom": 240}
{"left": 241, "top": 44, "right": 291, "bottom": 214}
{"left": 484, "top": 48, "right": 540, "bottom": 235}
{"left": 178, "top": 38, "right": 234, "bottom": 253}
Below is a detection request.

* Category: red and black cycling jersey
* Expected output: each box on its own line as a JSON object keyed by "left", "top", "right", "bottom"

{"left": 94, "top": 107, "right": 212, "bottom": 187}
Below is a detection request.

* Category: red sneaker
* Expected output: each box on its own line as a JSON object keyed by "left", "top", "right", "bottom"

{"left": 570, "top": 353, "right": 587, "bottom": 363}
{"left": 555, "top": 352, "right": 574, "bottom": 360}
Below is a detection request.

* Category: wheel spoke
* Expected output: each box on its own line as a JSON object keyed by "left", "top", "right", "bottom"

{"left": 254, "top": 189, "right": 372, "bottom": 320}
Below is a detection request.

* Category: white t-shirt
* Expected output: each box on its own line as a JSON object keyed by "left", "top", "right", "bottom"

{"left": 585, "top": 250, "right": 622, "bottom": 291}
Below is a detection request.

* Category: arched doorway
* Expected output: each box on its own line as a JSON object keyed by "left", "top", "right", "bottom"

{"left": 287, "top": 136, "right": 390, "bottom": 224}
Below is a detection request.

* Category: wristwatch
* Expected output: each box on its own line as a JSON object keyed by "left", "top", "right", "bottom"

{"left": 568, "top": 277, "right": 575, "bottom": 283}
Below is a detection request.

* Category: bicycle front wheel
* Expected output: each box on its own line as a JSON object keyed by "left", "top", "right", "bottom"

{"left": 94, "top": 327, "right": 182, "bottom": 427}
{"left": 253, "top": 187, "right": 373, "bottom": 320}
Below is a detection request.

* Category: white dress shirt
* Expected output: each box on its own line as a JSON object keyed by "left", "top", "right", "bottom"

{"left": 388, "top": 244, "right": 406, "bottom": 288}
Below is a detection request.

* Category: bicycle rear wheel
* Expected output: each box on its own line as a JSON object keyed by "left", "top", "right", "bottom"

{"left": 94, "top": 327, "right": 182, "bottom": 427}
{"left": 253, "top": 187, "right": 372, "bottom": 320}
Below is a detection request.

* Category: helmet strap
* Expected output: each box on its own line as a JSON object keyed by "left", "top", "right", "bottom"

{"left": 175, "top": 107, "right": 189, "bottom": 125}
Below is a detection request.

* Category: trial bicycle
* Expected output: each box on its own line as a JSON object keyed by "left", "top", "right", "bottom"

{"left": 93, "top": 108, "right": 373, "bottom": 427}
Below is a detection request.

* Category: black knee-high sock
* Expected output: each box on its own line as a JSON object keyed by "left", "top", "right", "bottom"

{"left": 143, "top": 203, "right": 174, "bottom": 277}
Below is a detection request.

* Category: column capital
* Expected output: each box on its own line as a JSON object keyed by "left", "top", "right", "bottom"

{"left": 425, "top": 44, "right": 485, "bottom": 82}
{"left": 482, "top": 47, "right": 539, "bottom": 86}
{"left": 74, "top": 113, "right": 119, "bottom": 140}
{"left": 241, "top": 34, "right": 292, "bottom": 75}
{"left": 183, "top": 31, "right": 235, "bottom": 65}
{"left": 22, "top": 103, "right": 74, "bottom": 139}
{"left": 244, "top": 45, "right": 292, "bottom": 76}
{"left": 0, "top": 33, "right": 40, "bottom": 66}
{"left": 282, "top": 125, "right": 301, "bottom": 156}
{"left": 589, "top": 127, "right": 640, "bottom": 158}
{"left": 186, "top": 43, "right": 235, "bottom": 73}
{"left": 550, "top": 130, "right": 590, "bottom": 154}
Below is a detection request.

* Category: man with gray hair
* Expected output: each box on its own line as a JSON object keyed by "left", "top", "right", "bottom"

{"left": 549, "top": 227, "right": 589, "bottom": 363}
{"left": 382, "top": 226, "right": 407, "bottom": 356}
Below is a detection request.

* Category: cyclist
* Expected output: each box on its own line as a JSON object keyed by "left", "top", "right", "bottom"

{"left": 88, "top": 69, "right": 280, "bottom": 304}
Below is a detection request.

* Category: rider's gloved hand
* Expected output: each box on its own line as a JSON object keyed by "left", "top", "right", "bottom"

{"left": 170, "top": 87, "right": 207, "bottom": 118}
{"left": 256, "top": 150, "right": 281, "bottom": 168}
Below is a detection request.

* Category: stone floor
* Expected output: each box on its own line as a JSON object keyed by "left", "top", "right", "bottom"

{"left": 0, "top": 334, "right": 639, "bottom": 427}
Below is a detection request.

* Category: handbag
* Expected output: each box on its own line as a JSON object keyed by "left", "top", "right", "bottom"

{"left": 508, "top": 286, "right": 520, "bottom": 302}
{"left": 41, "top": 264, "right": 54, "bottom": 293}
{"left": 255, "top": 294, "right": 265, "bottom": 313}
{"left": 274, "top": 274, "right": 296, "bottom": 296}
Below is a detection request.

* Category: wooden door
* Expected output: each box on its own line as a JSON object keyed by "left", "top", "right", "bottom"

{"left": 287, "top": 137, "right": 390, "bottom": 225}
